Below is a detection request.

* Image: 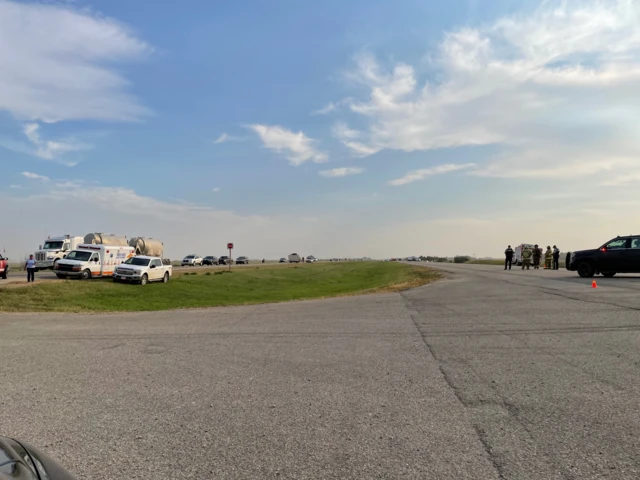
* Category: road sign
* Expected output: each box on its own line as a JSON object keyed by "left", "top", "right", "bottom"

{"left": 227, "top": 243, "right": 234, "bottom": 250}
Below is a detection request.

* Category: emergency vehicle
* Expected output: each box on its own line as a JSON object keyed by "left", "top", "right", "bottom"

{"left": 53, "top": 244, "right": 135, "bottom": 280}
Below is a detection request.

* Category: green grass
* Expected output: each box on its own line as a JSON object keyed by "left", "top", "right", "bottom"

{"left": 0, "top": 262, "right": 440, "bottom": 313}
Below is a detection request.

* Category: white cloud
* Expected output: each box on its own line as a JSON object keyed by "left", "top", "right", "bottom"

{"left": 319, "top": 167, "right": 364, "bottom": 178}
{"left": 22, "top": 123, "right": 86, "bottom": 163}
{"left": 212, "top": 187, "right": 221, "bottom": 193}
{"left": 249, "top": 124, "right": 328, "bottom": 166}
{"left": 9, "top": 185, "right": 21, "bottom": 189}
{"left": 333, "top": 1, "right": 640, "bottom": 180}
{"left": 213, "top": 133, "right": 230, "bottom": 144}
{"left": 0, "top": 0, "right": 150, "bottom": 123}
{"left": 332, "top": 122, "right": 381, "bottom": 157}
{"left": 389, "top": 163, "right": 475, "bottom": 186}
{"left": 313, "top": 103, "right": 338, "bottom": 115}
{"left": 22, "top": 171, "right": 50, "bottom": 181}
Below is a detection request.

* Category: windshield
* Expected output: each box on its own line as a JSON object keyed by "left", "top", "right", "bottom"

{"left": 65, "top": 251, "right": 92, "bottom": 261}
{"left": 184, "top": 255, "right": 195, "bottom": 259}
{"left": 43, "top": 241, "right": 64, "bottom": 250}
{"left": 124, "top": 257, "right": 150, "bottom": 266}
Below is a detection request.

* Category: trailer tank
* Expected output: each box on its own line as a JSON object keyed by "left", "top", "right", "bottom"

{"left": 128, "top": 237, "right": 164, "bottom": 257}
{"left": 83, "top": 233, "right": 128, "bottom": 246}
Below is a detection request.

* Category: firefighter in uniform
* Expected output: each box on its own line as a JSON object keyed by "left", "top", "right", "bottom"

{"left": 532, "top": 244, "right": 542, "bottom": 269}
{"left": 504, "top": 245, "right": 514, "bottom": 270}
{"left": 544, "top": 246, "right": 553, "bottom": 269}
{"left": 521, "top": 245, "right": 533, "bottom": 270}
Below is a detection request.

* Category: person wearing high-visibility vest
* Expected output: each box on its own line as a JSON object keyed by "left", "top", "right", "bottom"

{"left": 544, "top": 246, "right": 553, "bottom": 269}
{"left": 521, "top": 246, "right": 533, "bottom": 270}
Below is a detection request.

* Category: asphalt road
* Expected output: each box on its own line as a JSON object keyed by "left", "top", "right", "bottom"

{"left": 1, "top": 264, "right": 639, "bottom": 479}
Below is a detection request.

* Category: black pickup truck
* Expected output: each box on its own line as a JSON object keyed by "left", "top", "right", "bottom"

{"left": 566, "top": 235, "right": 640, "bottom": 277}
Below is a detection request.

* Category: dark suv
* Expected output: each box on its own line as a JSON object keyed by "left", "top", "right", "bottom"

{"left": 566, "top": 235, "right": 640, "bottom": 277}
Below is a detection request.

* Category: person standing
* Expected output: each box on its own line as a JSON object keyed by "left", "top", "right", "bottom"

{"left": 504, "top": 245, "right": 514, "bottom": 270}
{"left": 522, "top": 245, "right": 533, "bottom": 270}
{"left": 552, "top": 245, "right": 560, "bottom": 270}
{"left": 544, "top": 246, "right": 553, "bottom": 269}
{"left": 25, "top": 254, "right": 37, "bottom": 283}
{"left": 532, "top": 244, "right": 542, "bottom": 269}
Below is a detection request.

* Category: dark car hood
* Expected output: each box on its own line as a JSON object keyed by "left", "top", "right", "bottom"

{"left": 572, "top": 248, "right": 600, "bottom": 256}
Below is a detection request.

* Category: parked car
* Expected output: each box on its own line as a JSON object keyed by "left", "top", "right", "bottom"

{"left": 203, "top": 256, "right": 218, "bottom": 265}
{"left": 114, "top": 256, "right": 172, "bottom": 285}
{"left": 566, "top": 235, "right": 640, "bottom": 277}
{"left": 279, "top": 258, "right": 287, "bottom": 263}
{"left": 288, "top": 253, "right": 301, "bottom": 263}
{"left": 181, "top": 254, "right": 203, "bottom": 266}
{"left": 0, "top": 254, "right": 9, "bottom": 279}
{"left": 306, "top": 255, "right": 317, "bottom": 263}
{"left": 218, "top": 256, "right": 234, "bottom": 265}
{"left": 236, "top": 256, "right": 249, "bottom": 265}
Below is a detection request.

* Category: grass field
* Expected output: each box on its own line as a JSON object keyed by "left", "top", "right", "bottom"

{"left": 0, "top": 262, "right": 440, "bottom": 313}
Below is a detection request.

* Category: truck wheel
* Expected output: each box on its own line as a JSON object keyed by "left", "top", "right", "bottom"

{"left": 601, "top": 272, "right": 616, "bottom": 278}
{"left": 80, "top": 269, "right": 91, "bottom": 280}
{"left": 140, "top": 274, "right": 148, "bottom": 286}
{"left": 577, "top": 261, "right": 595, "bottom": 278}
{"left": 162, "top": 272, "right": 169, "bottom": 283}
{"left": 1, "top": 270, "right": 6, "bottom": 280}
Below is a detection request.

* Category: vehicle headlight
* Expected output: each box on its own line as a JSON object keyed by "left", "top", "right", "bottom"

{"left": 72, "top": 266, "right": 81, "bottom": 271}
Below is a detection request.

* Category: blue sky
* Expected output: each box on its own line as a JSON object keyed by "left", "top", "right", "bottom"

{"left": 2, "top": 0, "right": 640, "bottom": 259}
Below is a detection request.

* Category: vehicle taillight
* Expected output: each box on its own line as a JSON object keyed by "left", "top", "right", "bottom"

{"left": 600, "top": 247, "right": 606, "bottom": 252}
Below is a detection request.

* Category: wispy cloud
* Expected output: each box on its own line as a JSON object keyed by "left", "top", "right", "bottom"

{"left": 249, "top": 124, "right": 328, "bottom": 166}
{"left": 319, "top": 167, "right": 364, "bottom": 178}
{"left": 333, "top": 1, "right": 640, "bottom": 181}
{"left": 212, "top": 187, "right": 221, "bottom": 193}
{"left": 23, "top": 123, "right": 87, "bottom": 164}
{"left": 388, "top": 163, "right": 475, "bottom": 186}
{"left": 22, "top": 171, "right": 50, "bottom": 181}
{"left": 332, "top": 122, "right": 380, "bottom": 157}
{"left": 213, "top": 133, "right": 245, "bottom": 144}
{"left": 0, "top": 0, "right": 151, "bottom": 123}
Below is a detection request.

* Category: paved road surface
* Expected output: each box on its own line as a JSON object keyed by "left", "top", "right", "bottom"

{"left": 1, "top": 264, "right": 639, "bottom": 479}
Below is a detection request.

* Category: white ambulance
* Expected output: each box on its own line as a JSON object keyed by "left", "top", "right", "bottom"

{"left": 54, "top": 244, "right": 135, "bottom": 280}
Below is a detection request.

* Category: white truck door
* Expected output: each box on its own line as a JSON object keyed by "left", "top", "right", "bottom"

{"left": 90, "top": 253, "right": 101, "bottom": 276}
{"left": 152, "top": 259, "right": 163, "bottom": 280}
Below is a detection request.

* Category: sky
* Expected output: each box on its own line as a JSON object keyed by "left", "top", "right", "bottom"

{"left": 2, "top": 0, "right": 640, "bottom": 260}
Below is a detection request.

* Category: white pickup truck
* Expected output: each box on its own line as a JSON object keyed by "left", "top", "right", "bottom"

{"left": 113, "top": 256, "right": 172, "bottom": 285}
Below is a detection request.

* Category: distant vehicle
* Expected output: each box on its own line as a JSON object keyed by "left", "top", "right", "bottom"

{"left": 566, "top": 235, "right": 640, "bottom": 278}
{"left": 514, "top": 244, "right": 536, "bottom": 266}
{"left": 203, "top": 256, "right": 218, "bottom": 265}
{"left": 181, "top": 254, "right": 203, "bottom": 266}
{"left": 236, "top": 256, "right": 249, "bottom": 265}
{"left": 114, "top": 256, "right": 172, "bottom": 285}
{"left": 0, "top": 254, "right": 8, "bottom": 279}
{"left": 288, "top": 253, "right": 301, "bottom": 263}
{"left": 279, "top": 258, "right": 287, "bottom": 263}
{"left": 54, "top": 244, "right": 135, "bottom": 280}
{"left": 34, "top": 235, "right": 84, "bottom": 270}
{"left": 218, "top": 256, "right": 234, "bottom": 265}
{"left": 306, "top": 255, "right": 317, "bottom": 263}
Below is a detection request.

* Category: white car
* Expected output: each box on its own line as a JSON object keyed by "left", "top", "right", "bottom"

{"left": 306, "top": 255, "right": 317, "bottom": 263}
{"left": 114, "top": 256, "right": 172, "bottom": 285}
{"left": 181, "top": 254, "right": 203, "bottom": 266}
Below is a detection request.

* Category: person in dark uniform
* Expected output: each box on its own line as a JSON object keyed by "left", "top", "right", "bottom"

{"left": 504, "top": 245, "right": 514, "bottom": 270}
{"left": 532, "top": 244, "right": 542, "bottom": 269}
{"left": 552, "top": 245, "right": 560, "bottom": 270}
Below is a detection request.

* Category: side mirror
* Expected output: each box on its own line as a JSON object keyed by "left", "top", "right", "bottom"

{"left": 93, "top": 258, "right": 99, "bottom": 262}
{"left": 0, "top": 436, "right": 78, "bottom": 479}
{"left": 150, "top": 265, "right": 156, "bottom": 269}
